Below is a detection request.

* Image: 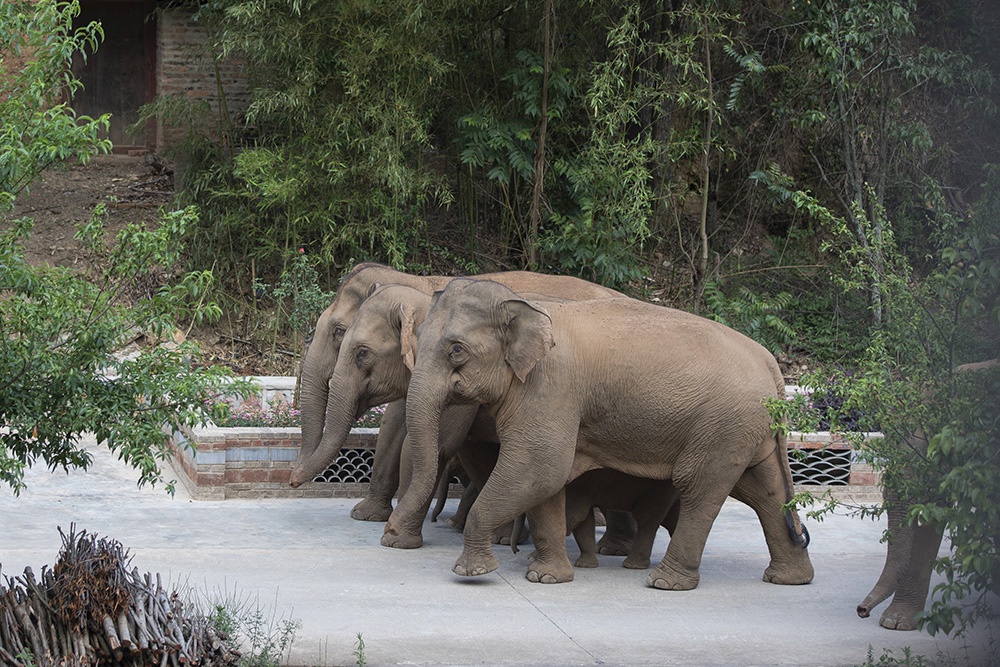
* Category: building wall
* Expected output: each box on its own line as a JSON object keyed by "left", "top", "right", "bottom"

{"left": 156, "top": 7, "right": 250, "bottom": 154}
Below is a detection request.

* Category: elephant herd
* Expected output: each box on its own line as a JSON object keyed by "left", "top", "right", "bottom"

{"left": 287, "top": 262, "right": 941, "bottom": 628}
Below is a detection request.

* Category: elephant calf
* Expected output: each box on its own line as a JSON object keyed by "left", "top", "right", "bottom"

{"left": 564, "top": 469, "right": 678, "bottom": 570}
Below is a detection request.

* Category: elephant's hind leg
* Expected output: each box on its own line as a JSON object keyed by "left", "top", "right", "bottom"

{"left": 730, "top": 458, "right": 814, "bottom": 585}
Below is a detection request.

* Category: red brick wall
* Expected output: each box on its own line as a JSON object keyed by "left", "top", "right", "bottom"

{"left": 156, "top": 7, "right": 250, "bottom": 153}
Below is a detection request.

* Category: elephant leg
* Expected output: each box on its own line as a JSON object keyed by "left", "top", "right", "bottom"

{"left": 351, "top": 399, "right": 406, "bottom": 521}
{"left": 453, "top": 439, "right": 574, "bottom": 582}
{"left": 566, "top": 494, "right": 599, "bottom": 568}
{"left": 597, "top": 510, "right": 637, "bottom": 556}
{"left": 648, "top": 456, "right": 737, "bottom": 590}
{"left": 524, "top": 489, "right": 575, "bottom": 583}
{"left": 729, "top": 456, "right": 814, "bottom": 585}
{"left": 447, "top": 481, "right": 478, "bottom": 531}
{"left": 879, "top": 522, "right": 945, "bottom": 631}
{"left": 858, "top": 499, "right": 913, "bottom": 619}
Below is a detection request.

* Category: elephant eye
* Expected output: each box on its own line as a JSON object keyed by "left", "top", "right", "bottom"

{"left": 333, "top": 325, "right": 347, "bottom": 338}
{"left": 354, "top": 347, "right": 371, "bottom": 366}
{"left": 448, "top": 343, "right": 466, "bottom": 365}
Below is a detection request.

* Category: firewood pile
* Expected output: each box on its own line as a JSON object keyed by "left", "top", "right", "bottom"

{"left": 0, "top": 525, "right": 240, "bottom": 666}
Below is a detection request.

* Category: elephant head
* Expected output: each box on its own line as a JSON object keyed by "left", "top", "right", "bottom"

{"left": 297, "top": 263, "right": 449, "bottom": 468}
{"left": 290, "top": 284, "right": 431, "bottom": 487}
{"left": 388, "top": 279, "right": 554, "bottom": 538}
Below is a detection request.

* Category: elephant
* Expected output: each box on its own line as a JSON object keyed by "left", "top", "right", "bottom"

{"left": 387, "top": 278, "right": 814, "bottom": 589}
{"left": 563, "top": 469, "right": 679, "bottom": 570}
{"left": 295, "top": 262, "right": 623, "bottom": 523}
{"left": 512, "top": 468, "right": 679, "bottom": 569}
{"left": 292, "top": 281, "right": 631, "bottom": 546}
{"left": 856, "top": 358, "right": 998, "bottom": 630}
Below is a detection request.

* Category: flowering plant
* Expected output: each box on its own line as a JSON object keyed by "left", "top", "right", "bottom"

{"left": 214, "top": 400, "right": 386, "bottom": 429}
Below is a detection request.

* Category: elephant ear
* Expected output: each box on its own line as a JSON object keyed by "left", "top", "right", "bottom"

{"left": 501, "top": 299, "right": 554, "bottom": 383}
{"left": 399, "top": 301, "right": 419, "bottom": 371}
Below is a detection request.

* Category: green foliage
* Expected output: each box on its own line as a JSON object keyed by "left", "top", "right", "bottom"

{"left": 0, "top": 0, "right": 111, "bottom": 212}
{"left": 175, "top": 0, "right": 454, "bottom": 278}
{"left": 775, "top": 168, "right": 1000, "bottom": 636}
{"left": 254, "top": 249, "right": 336, "bottom": 351}
{"left": 0, "top": 0, "right": 252, "bottom": 494}
{"left": 354, "top": 633, "right": 367, "bottom": 667}
{"left": 703, "top": 282, "right": 797, "bottom": 355}
{"left": 0, "top": 207, "right": 252, "bottom": 494}
{"left": 207, "top": 594, "right": 299, "bottom": 667}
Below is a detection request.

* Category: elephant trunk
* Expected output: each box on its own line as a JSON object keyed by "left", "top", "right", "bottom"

{"left": 298, "top": 349, "right": 335, "bottom": 463}
{"left": 289, "top": 374, "right": 360, "bottom": 487}
{"left": 857, "top": 495, "right": 913, "bottom": 618}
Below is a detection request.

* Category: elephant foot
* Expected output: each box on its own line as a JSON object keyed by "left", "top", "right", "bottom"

{"left": 647, "top": 561, "right": 699, "bottom": 590}
{"left": 596, "top": 533, "right": 632, "bottom": 557}
{"left": 526, "top": 557, "right": 575, "bottom": 584}
{"left": 381, "top": 522, "right": 423, "bottom": 549}
{"left": 574, "top": 553, "right": 599, "bottom": 568}
{"left": 879, "top": 603, "right": 921, "bottom": 631}
{"left": 762, "top": 559, "right": 814, "bottom": 585}
{"left": 453, "top": 549, "right": 499, "bottom": 577}
{"left": 445, "top": 515, "right": 466, "bottom": 532}
{"left": 350, "top": 497, "right": 393, "bottom": 522}
{"left": 623, "top": 555, "right": 651, "bottom": 570}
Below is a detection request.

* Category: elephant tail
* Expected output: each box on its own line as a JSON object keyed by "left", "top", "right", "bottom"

{"left": 776, "top": 429, "right": 810, "bottom": 549}
{"left": 510, "top": 513, "right": 527, "bottom": 554}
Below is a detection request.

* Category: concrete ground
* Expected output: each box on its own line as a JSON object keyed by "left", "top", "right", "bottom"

{"left": 1, "top": 441, "right": 996, "bottom": 667}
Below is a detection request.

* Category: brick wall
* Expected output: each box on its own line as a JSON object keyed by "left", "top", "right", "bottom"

{"left": 156, "top": 7, "right": 250, "bottom": 153}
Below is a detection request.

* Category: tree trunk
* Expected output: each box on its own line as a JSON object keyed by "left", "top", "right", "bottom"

{"left": 528, "top": 0, "right": 553, "bottom": 270}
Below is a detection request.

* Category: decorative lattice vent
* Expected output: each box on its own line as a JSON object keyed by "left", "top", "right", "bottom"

{"left": 312, "top": 449, "right": 374, "bottom": 483}
{"left": 790, "top": 448, "right": 852, "bottom": 486}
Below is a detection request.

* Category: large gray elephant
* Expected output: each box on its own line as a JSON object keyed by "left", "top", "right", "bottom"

{"left": 296, "top": 263, "right": 623, "bottom": 522}
{"left": 386, "top": 279, "right": 814, "bottom": 589}
{"left": 856, "top": 358, "right": 998, "bottom": 630}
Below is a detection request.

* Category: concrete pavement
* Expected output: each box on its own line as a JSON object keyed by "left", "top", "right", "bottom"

{"left": 1, "top": 440, "right": 996, "bottom": 667}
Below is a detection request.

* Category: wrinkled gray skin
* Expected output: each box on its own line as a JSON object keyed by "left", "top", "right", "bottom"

{"left": 390, "top": 279, "right": 813, "bottom": 588}
{"left": 856, "top": 358, "right": 997, "bottom": 630}
{"left": 293, "top": 263, "right": 622, "bottom": 523}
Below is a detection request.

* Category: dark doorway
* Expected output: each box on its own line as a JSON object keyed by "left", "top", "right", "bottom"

{"left": 73, "top": 1, "right": 156, "bottom": 150}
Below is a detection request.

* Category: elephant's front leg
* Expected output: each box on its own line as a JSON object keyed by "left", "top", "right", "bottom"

{"left": 453, "top": 439, "right": 574, "bottom": 582}
{"left": 879, "top": 522, "right": 945, "bottom": 631}
{"left": 524, "top": 490, "right": 574, "bottom": 582}
{"left": 351, "top": 399, "right": 406, "bottom": 521}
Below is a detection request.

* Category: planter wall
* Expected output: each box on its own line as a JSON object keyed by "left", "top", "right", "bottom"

{"left": 169, "top": 424, "right": 377, "bottom": 500}
{"left": 167, "top": 377, "right": 883, "bottom": 501}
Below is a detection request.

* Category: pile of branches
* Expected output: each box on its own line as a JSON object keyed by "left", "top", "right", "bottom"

{"left": 0, "top": 525, "right": 240, "bottom": 666}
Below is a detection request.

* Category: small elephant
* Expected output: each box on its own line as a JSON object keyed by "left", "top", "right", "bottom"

{"left": 564, "top": 469, "right": 679, "bottom": 570}
{"left": 295, "top": 262, "right": 622, "bottom": 521}
{"left": 387, "top": 278, "right": 813, "bottom": 589}
{"left": 514, "top": 469, "right": 678, "bottom": 569}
